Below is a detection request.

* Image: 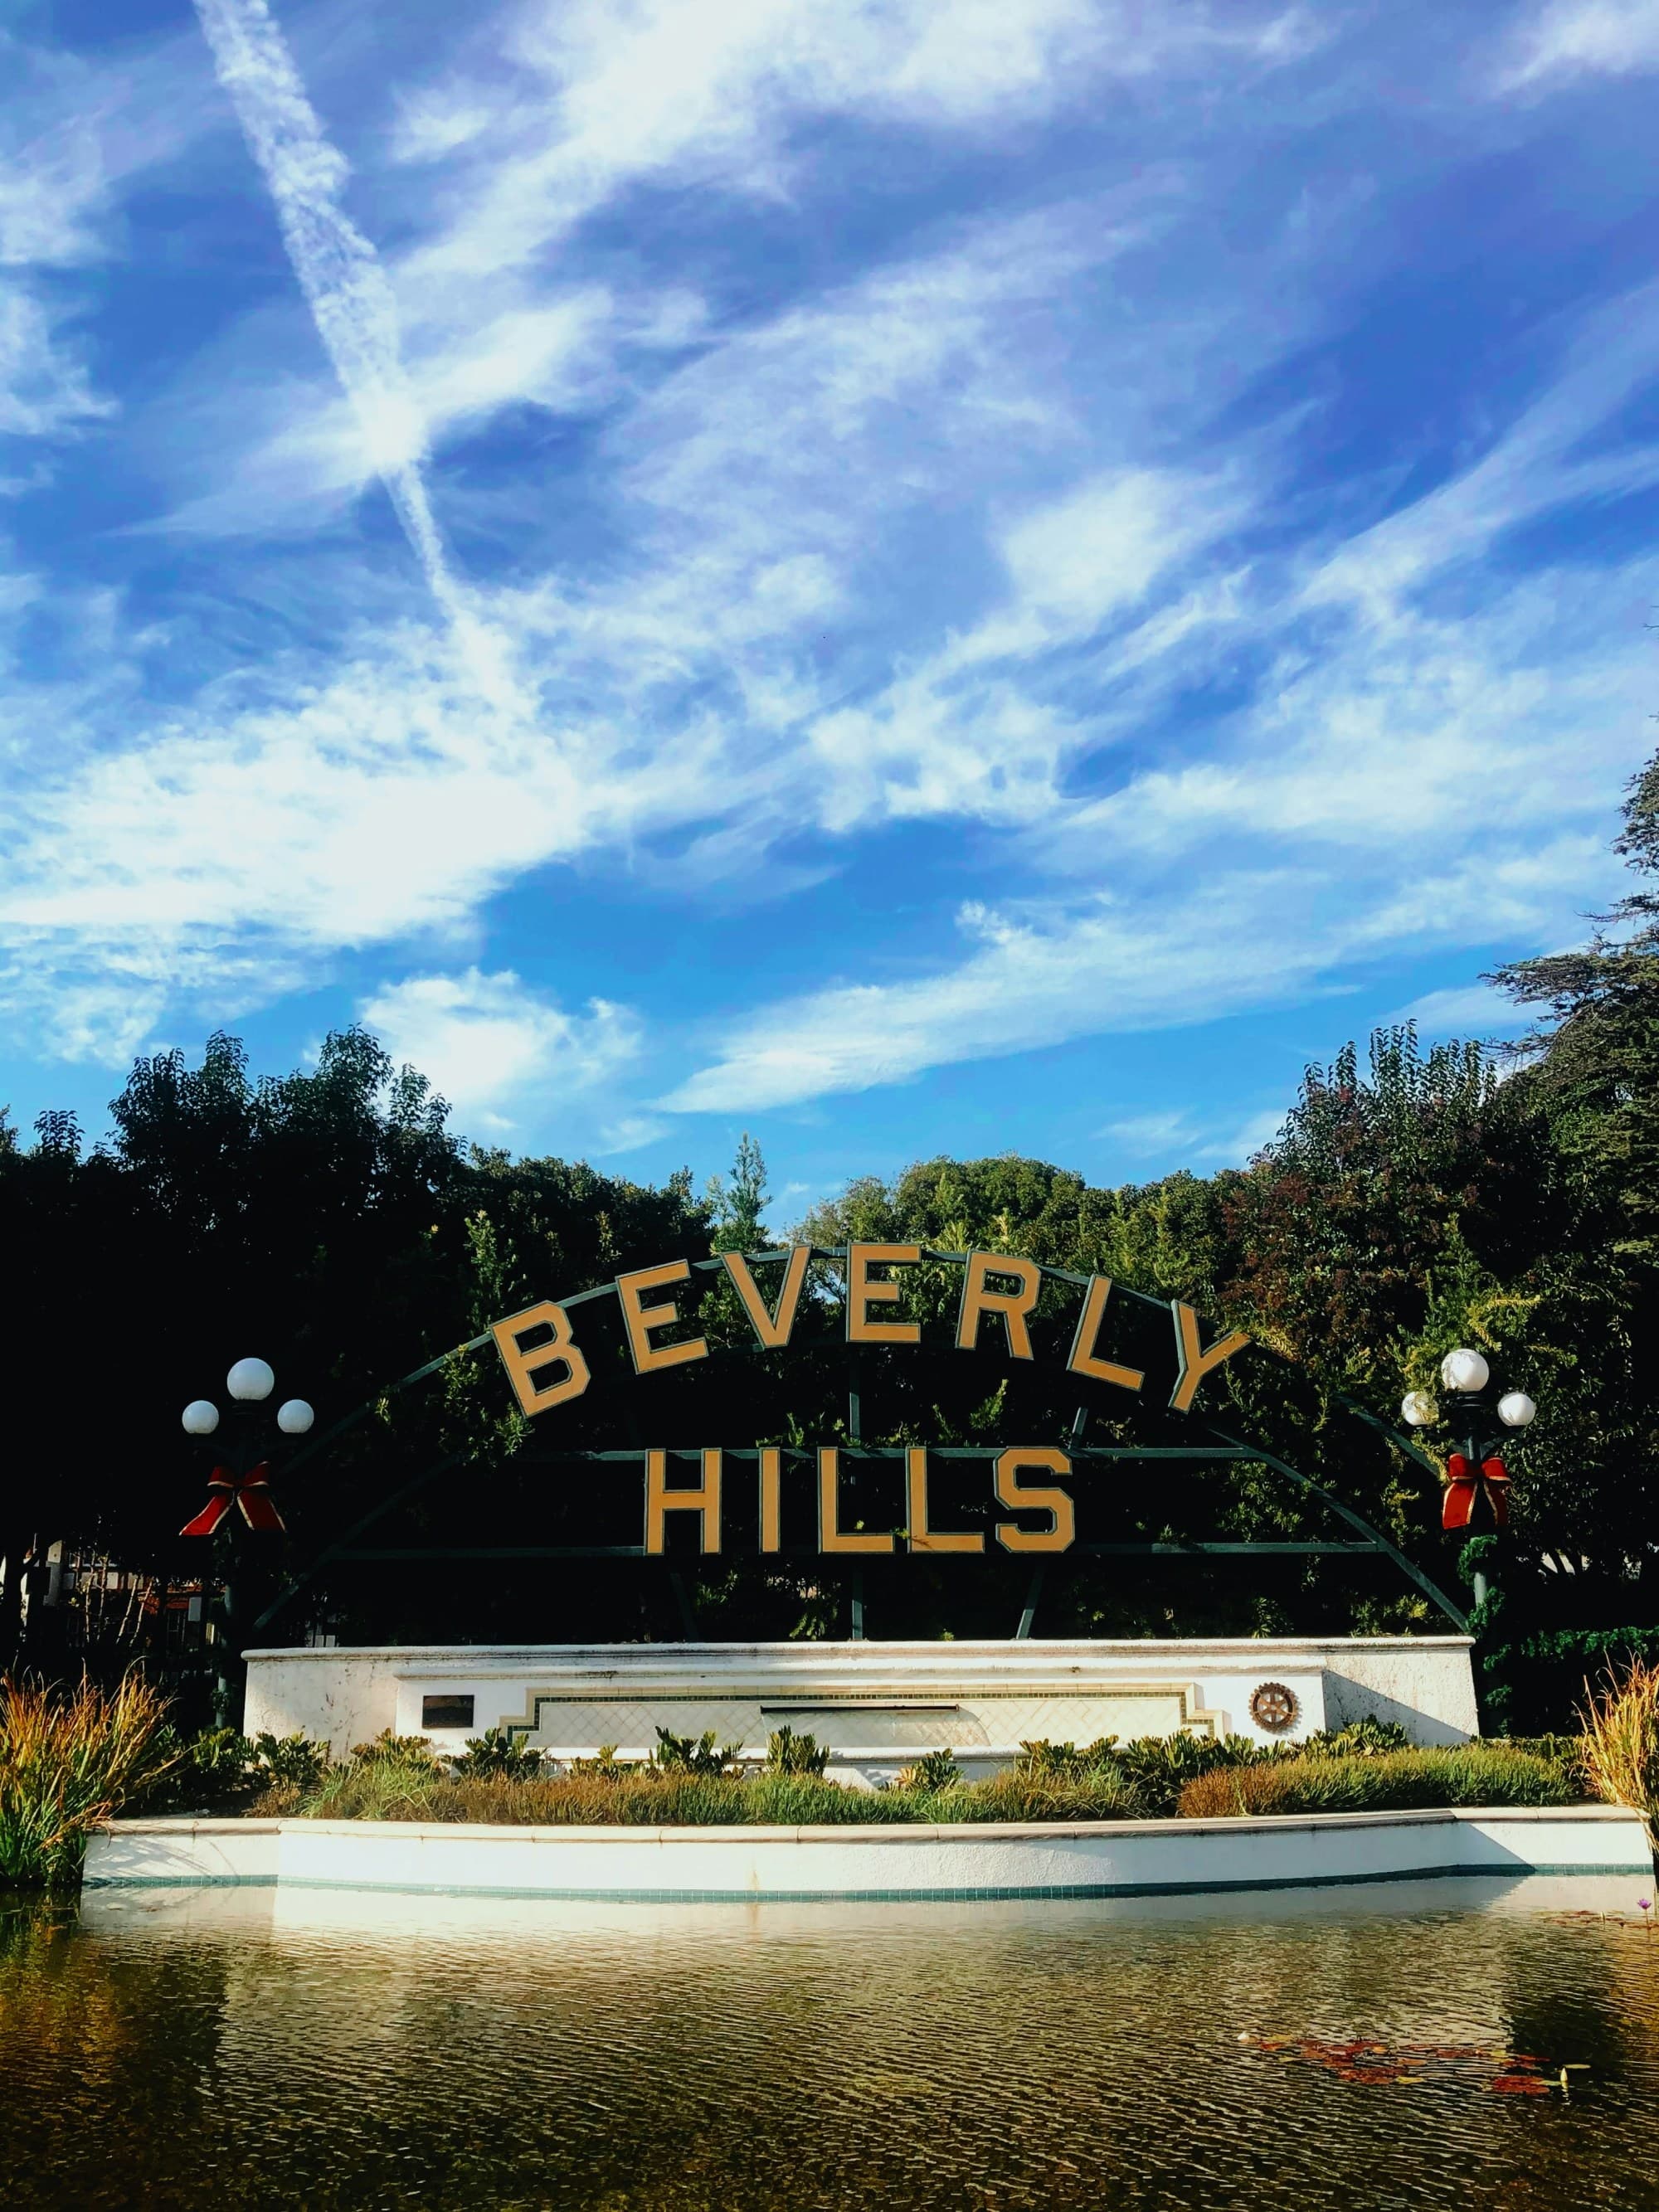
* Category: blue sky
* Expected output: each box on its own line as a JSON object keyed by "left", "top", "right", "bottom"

{"left": 4, "top": 0, "right": 1659, "bottom": 1217}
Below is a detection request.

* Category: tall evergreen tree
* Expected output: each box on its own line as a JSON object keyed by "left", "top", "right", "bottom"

{"left": 1490, "top": 746, "right": 1659, "bottom": 1255}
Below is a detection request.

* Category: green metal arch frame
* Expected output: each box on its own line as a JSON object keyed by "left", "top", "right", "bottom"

{"left": 251, "top": 1246, "right": 1468, "bottom": 1635}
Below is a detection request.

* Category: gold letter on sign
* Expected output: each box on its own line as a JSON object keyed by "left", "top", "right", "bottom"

{"left": 722, "top": 1245, "right": 811, "bottom": 1349}
{"left": 1067, "top": 1276, "right": 1145, "bottom": 1393}
{"left": 616, "top": 1258, "right": 708, "bottom": 1375}
{"left": 817, "top": 1447, "right": 894, "bottom": 1553}
{"left": 845, "top": 1243, "right": 922, "bottom": 1344}
{"left": 645, "top": 1448, "right": 722, "bottom": 1553}
{"left": 956, "top": 1252, "right": 1040, "bottom": 1360}
{"left": 906, "top": 1446, "right": 983, "bottom": 1553}
{"left": 491, "top": 1300, "right": 591, "bottom": 1416}
{"left": 994, "top": 1447, "right": 1075, "bottom": 1553}
{"left": 758, "top": 1445, "right": 782, "bottom": 1553}
{"left": 1169, "top": 1302, "right": 1250, "bottom": 1413}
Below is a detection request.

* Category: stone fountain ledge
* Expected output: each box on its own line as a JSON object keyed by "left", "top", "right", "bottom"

{"left": 85, "top": 1803, "right": 1651, "bottom": 1904}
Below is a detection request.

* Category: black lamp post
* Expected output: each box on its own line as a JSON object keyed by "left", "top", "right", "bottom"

{"left": 180, "top": 1359, "right": 314, "bottom": 1731}
{"left": 1400, "top": 1348, "right": 1537, "bottom": 1609}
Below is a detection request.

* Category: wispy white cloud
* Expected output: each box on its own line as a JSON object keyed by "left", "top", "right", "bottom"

{"left": 1497, "top": 0, "right": 1659, "bottom": 89}
{"left": 0, "top": 105, "right": 113, "bottom": 449}
{"left": 1197, "top": 1108, "right": 1287, "bottom": 1165}
{"left": 0, "top": 289, "right": 111, "bottom": 440}
{"left": 0, "top": 129, "right": 104, "bottom": 268}
{"left": 396, "top": 0, "right": 1301, "bottom": 283}
{"left": 802, "top": 461, "right": 1252, "bottom": 833}
{"left": 1396, "top": 982, "right": 1535, "bottom": 1038}
{"left": 1099, "top": 1108, "right": 1196, "bottom": 1156}
{"left": 0, "top": 625, "right": 585, "bottom": 951}
{"left": 360, "top": 966, "right": 644, "bottom": 1135}
{"left": 663, "top": 548, "right": 1655, "bottom": 1115}
{"left": 662, "top": 880, "right": 1335, "bottom": 1112}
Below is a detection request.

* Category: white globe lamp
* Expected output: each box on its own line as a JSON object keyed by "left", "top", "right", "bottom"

{"left": 181, "top": 1399, "right": 220, "bottom": 1436}
{"left": 1497, "top": 1391, "right": 1537, "bottom": 1429}
{"left": 1439, "top": 1347, "right": 1490, "bottom": 1394}
{"left": 226, "top": 1357, "right": 275, "bottom": 1403}
{"left": 1399, "top": 1390, "right": 1437, "bottom": 1428}
{"left": 276, "top": 1398, "right": 314, "bottom": 1435}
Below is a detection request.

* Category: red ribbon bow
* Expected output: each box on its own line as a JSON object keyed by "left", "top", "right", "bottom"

{"left": 180, "top": 1463, "right": 285, "bottom": 1537}
{"left": 1442, "top": 1452, "right": 1510, "bottom": 1531}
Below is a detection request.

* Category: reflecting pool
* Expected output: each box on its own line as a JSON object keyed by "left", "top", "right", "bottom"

{"left": 3, "top": 1875, "right": 1659, "bottom": 2209}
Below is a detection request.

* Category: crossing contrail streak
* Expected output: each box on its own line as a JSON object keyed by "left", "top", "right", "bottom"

{"left": 192, "top": 0, "right": 516, "bottom": 702}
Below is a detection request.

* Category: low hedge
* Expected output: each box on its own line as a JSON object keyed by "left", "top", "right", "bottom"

{"left": 264, "top": 1740, "right": 1583, "bottom": 1827}
{"left": 271, "top": 1763, "right": 1147, "bottom": 1827}
{"left": 1175, "top": 1745, "right": 1575, "bottom": 1821}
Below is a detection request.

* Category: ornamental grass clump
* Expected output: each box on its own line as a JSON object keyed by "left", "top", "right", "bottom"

{"left": 952, "top": 1766, "right": 1145, "bottom": 1823}
{"left": 1175, "top": 1744, "right": 1574, "bottom": 1821}
{"left": 293, "top": 1768, "right": 925, "bottom": 1826}
{"left": 1578, "top": 1655, "right": 1659, "bottom": 1855}
{"left": 292, "top": 1729, "right": 445, "bottom": 1820}
{"left": 0, "top": 1673, "right": 178, "bottom": 1888}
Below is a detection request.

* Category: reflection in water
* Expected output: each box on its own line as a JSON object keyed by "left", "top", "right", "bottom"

{"left": 2, "top": 1877, "right": 1658, "bottom": 2210}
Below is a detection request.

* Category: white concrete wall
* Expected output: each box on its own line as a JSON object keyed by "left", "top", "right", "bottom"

{"left": 241, "top": 1636, "right": 1477, "bottom": 1769}
{"left": 86, "top": 1804, "right": 1651, "bottom": 1901}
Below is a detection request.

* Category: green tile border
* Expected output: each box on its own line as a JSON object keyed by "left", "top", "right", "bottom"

{"left": 83, "top": 1860, "right": 1652, "bottom": 1901}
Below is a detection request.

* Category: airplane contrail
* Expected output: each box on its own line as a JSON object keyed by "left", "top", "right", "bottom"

{"left": 192, "top": 0, "right": 515, "bottom": 701}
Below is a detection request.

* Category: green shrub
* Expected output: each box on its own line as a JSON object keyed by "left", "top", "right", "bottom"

{"left": 143, "top": 1728, "right": 331, "bottom": 1815}
{"left": 567, "top": 1745, "right": 638, "bottom": 1777}
{"left": 893, "top": 1748, "right": 962, "bottom": 1791}
{"left": 348, "top": 1730, "right": 442, "bottom": 1775}
{"left": 1013, "top": 1731, "right": 1288, "bottom": 1815}
{"left": 451, "top": 1728, "right": 544, "bottom": 1782}
{"left": 176, "top": 1727, "right": 253, "bottom": 1799}
{"left": 251, "top": 1732, "right": 330, "bottom": 1791}
{"left": 1301, "top": 1719, "right": 1412, "bottom": 1759}
{"left": 1014, "top": 1738, "right": 1120, "bottom": 1781}
{"left": 1112, "top": 1732, "right": 1282, "bottom": 1816}
{"left": 765, "top": 1725, "right": 830, "bottom": 1777}
{"left": 652, "top": 1727, "right": 742, "bottom": 1775}
{"left": 1176, "top": 1745, "right": 1575, "bottom": 1821}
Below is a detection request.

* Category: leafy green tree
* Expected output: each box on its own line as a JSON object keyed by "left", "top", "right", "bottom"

{"left": 1221, "top": 1024, "right": 1566, "bottom": 1386}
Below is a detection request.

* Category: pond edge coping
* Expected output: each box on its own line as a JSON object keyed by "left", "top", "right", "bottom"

{"left": 84, "top": 1802, "right": 1655, "bottom": 1903}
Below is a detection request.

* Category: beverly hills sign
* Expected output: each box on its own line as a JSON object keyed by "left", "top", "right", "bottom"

{"left": 488, "top": 1243, "right": 1250, "bottom": 1562}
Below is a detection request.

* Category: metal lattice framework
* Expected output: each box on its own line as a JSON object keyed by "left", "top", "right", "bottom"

{"left": 251, "top": 1246, "right": 1467, "bottom": 1638}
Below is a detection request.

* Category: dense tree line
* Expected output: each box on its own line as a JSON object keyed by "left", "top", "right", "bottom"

{"left": 2, "top": 754, "right": 1654, "bottom": 1711}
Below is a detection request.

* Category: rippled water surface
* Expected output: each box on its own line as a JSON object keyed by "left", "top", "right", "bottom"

{"left": 4, "top": 1877, "right": 1659, "bottom": 2210}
